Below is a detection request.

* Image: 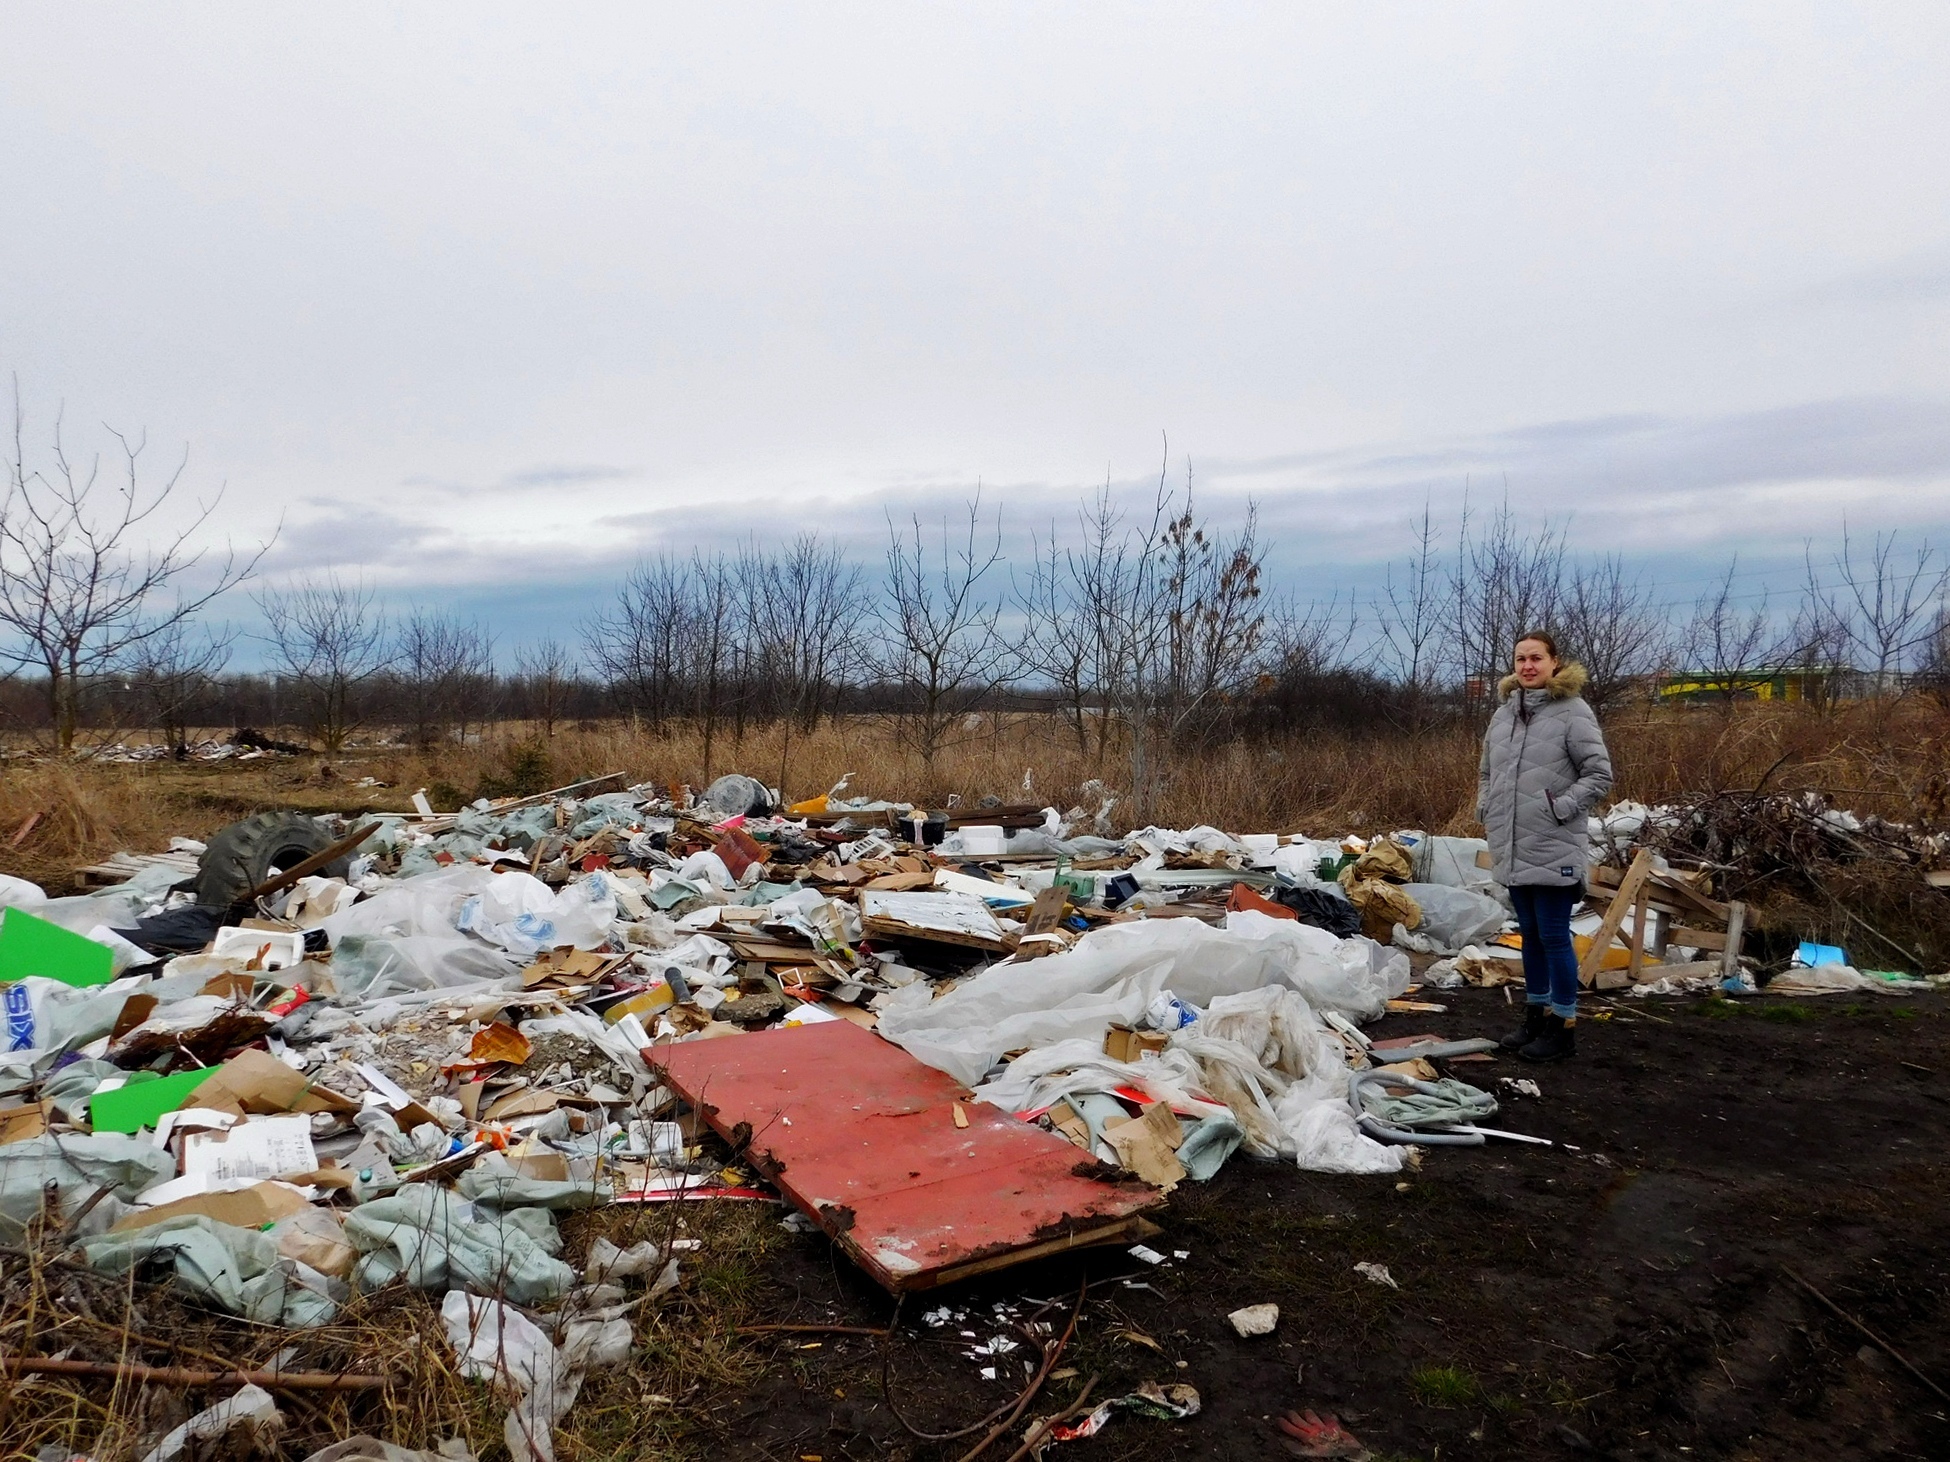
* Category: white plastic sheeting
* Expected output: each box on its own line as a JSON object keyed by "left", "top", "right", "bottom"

{"left": 880, "top": 910, "right": 1404, "bottom": 1088}
{"left": 884, "top": 912, "right": 1409, "bottom": 1174}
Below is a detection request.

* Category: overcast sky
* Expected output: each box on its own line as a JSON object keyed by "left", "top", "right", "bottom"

{"left": 3, "top": 3, "right": 1947, "bottom": 650}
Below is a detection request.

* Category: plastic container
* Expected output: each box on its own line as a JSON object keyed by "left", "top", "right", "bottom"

{"left": 955, "top": 824, "right": 1007, "bottom": 857}
{"left": 1239, "top": 834, "right": 1279, "bottom": 867}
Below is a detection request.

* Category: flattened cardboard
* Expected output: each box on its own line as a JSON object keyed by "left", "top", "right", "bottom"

{"left": 521, "top": 947, "right": 624, "bottom": 989}
{"left": 111, "top": 1180, "right": 311, "bottom": 1233}
{"left": 193, "top": 1048, "right": 359, "bottom": 1119}
{"left": 482, "top": 1087, "right": 564, "bottom": 1122}
{"left": 1102, "top": 1099, "right": 1186, "bottom": 1191}
{"left": 0, "top": 1100, "right": 52, "bottom": 1144}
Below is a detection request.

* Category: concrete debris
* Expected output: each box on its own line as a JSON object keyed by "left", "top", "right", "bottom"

{"left": 1228, "top": 1303, "right": 1280, "bottom": 1337}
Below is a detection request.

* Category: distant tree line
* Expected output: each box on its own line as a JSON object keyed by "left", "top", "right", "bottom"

{"left": 5, "top": 389, "right": 1950, "bottom": 812}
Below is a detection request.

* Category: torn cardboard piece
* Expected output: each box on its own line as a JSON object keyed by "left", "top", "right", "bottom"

{"left": 1102, "top": 1099, "right": 1186, "bottom": 1192}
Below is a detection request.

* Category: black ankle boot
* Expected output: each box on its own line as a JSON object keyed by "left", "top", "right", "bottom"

{"left": 1500, "top": 1003, "right": 1549, "bottom": 1052}
{"left": 1519, "top": 1012, "right": 1576, "bottom": 1062}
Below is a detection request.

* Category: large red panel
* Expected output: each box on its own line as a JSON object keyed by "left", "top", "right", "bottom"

{"left": 647, "top": 1021, "right": 1162, "bottom": 1291}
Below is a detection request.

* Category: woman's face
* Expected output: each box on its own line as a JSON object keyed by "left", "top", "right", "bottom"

{"left": 1514, "top": 639, "right": 1557, "bottom": 689}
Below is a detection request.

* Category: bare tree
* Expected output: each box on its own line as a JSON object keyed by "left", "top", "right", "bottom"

{"left": 1082, "top": 451, "right": 1270, "bottom": 813}
{"left": 395, "top": 608, "right": 495, "bottom": 746}
{"left": 1015, "top": 523, "right": 1096, "bottom": 756}
{"left": 125, "top": 618, "right": 235, "bottom": 756}
{"left": 0, "top": 383, "right": 268, "bottom": 749}
{"left": 1375, "top": 500, "right": 1446, "bottom": 731}
{"left": 1913, "top": 606, "right": 1950, "bottom": 712}
{"left": 1679, "top": 558, "right": 1785, "bottom": 709}
{"left": 515, "top": 636, "right": 578, "bottom": 738}
{"left": 1558, "top": 555, "right": 1669, "bottom": 711}
{"left": 1808, "top": 527, "right": 1949, "bottom": 697}
{"left": 1152, "top": 492, "right": 1268, "bottom": 745}
{"left": 744, "top": 535, "right": 867, "bottom": 732}
{"left": 582, "top": 555, "right": 699, "bottom": 729}
{"left": 689, "top": 552, "right": 739, "bottom": 782}
{"left": 871, "top": 493, "right": 1016, "bottom": 770}
{"left": 1447, "top": 495, "right": 1566, "bottom": 705}
{"left": 257, "top": 574, "right": 390, "bottom": 750}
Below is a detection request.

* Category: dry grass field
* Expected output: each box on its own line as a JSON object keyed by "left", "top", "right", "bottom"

{"left": 3, "top": 702, "right": 1945, "bottom": 883}
{"left": 4, "top": 699, "right": 1946, "bottom": 960}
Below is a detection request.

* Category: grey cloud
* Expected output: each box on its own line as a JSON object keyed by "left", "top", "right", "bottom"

{"left": 498, "top": 463, "right": 637, "bottom": 489}
{"left": 265, "top": 507, "right": 437, "bottom": 574}
{"left": 1799, "top": 251, "right": 1950, "bottom": 309}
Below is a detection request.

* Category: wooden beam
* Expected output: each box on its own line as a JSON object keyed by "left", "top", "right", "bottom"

{"left": 1625, "top": 883, "right": 1651, "bottom": 984}
{"left": 1670, "top": 925, "right": 1729, "bottom": 952}
{"left": 1721, "top": 900, "right": 1746, "bottom": 981}
{"left": 1580, "top": 848, "right": 1654, "bottom": 988}
{"left": 244, "top": 822, "right": 382, "bottom": 902}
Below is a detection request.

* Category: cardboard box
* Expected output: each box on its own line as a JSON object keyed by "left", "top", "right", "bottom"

{"left": 1103, "top": 1025, "right": 1170, "bottom": 1062}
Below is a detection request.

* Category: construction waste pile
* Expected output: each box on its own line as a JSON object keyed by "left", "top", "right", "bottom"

{"left": 0, "top": 772, "right": 1937, "bottom": 1457}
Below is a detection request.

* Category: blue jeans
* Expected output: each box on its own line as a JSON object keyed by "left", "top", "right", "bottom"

{"left": 1510, "top": 884, "right": 1580, "bottom": 1019}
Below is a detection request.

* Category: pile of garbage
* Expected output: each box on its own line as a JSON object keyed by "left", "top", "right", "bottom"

{"left": 1596, "top": 790, "right": 1949, "bottom": 892}
{"left": 0, "top": 771, "right": 1548, "bottom": 1455}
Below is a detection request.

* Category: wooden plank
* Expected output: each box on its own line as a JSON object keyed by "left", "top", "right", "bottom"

{"left": 1670, "top": 925, "right": 1729, "bottom": 952}
{"left": 1625, "top": 884, "right": 1651, "bottom": 984}
{"left": 1633, "top": 960, "right": 1723, "bottom": 984}
{"left": 245, "top": 822, "right": 383, "bottom": 902}
{"left": 1579, "top": 848, "right": 1654, "bottom": 988}
{"left": 1648, "top": 873, "right": 1730, "bottom": 923}
{"left": 1721, "top": 900, "right": 1746, "bottom": 980}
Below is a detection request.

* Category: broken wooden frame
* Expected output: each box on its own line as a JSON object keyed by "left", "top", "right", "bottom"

{"left": 1581, "top": 849, "right": 1745, "bottom": 989}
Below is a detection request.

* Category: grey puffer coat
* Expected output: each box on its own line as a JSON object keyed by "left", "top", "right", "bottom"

{"left": 1476, "top": 662, "right": 1614, "bottom": 888}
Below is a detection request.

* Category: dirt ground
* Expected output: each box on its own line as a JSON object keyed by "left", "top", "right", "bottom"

{"left": 702, "top": 986, "right": 1950, "bottom": 1462}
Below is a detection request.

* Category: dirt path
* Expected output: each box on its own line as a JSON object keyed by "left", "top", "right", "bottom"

{"left": 712, "top": 989, "right": 1950, "bottom": 1461}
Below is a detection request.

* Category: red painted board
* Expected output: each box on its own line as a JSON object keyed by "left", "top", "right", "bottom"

{"left": 647, "top": 1020, "right": 1163, "bottom": 1292}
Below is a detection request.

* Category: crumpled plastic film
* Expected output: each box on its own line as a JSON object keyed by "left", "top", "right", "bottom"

{"left": 457, "top": 1161, "right": 610, "bottom": 1213}
{"left": 880, "top": 912, "right": 1403, "bottom": 1088}
{"left": 343, "top": 1184, "right": 574, "bottom": 1304}
{"left": 1278, "top": 1099, "right": 1405, "bottom": 1175}
{"left": 1392, "top": 883, "right": 1507, "bottom": 952}
{"left": 0, "top": 1132, "right": 175, "bottom": 1236}
{"left": 441, "top": 1288, "right": 632, "bottom": 1462}
{"left": 1356, "top": 1074, "right": 1498, "bottom": 1130}
{"left": 455, "top": 871, "right": 619, "bottom": 957}
{"left": 79, "top": 1214, "right": 339, "bottom": 1326}
{"left": 136, "top": 1382, "right": 283, "bottom": 1462}
{"left": 330, "top": 934, "right": 520, "bottom": 1000}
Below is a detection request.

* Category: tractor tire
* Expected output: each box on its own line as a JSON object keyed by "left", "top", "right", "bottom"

{"left": 194, "top": 811, "right": 351, "bottom": 909}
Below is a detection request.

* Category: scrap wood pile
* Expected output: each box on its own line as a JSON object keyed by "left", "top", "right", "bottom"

{"left": 1588, "top": 793, "right": 1950, "bottom": 990}
{"left": 0, "top": 771, "right": 1563, "bottom": 1457}
{"left": 1603, "top": 790, "right": 1949, "bottom": 896}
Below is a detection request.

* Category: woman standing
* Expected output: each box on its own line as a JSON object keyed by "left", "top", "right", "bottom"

{"left": 1477, "top": 631, "right": 1614, "bottom": 1062}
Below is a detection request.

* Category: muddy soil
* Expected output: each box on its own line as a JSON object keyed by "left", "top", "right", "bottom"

{"left": 713, "top": 989, "right": 1950, "bottom": 1462}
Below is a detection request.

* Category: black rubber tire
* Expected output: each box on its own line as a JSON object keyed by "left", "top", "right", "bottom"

{"left": 194, "top": 811, "right": 351, "bottom": 909}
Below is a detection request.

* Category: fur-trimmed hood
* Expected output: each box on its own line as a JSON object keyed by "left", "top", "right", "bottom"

{"left": 1498, "top": 660, "right": 1588, "bottom": 701}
